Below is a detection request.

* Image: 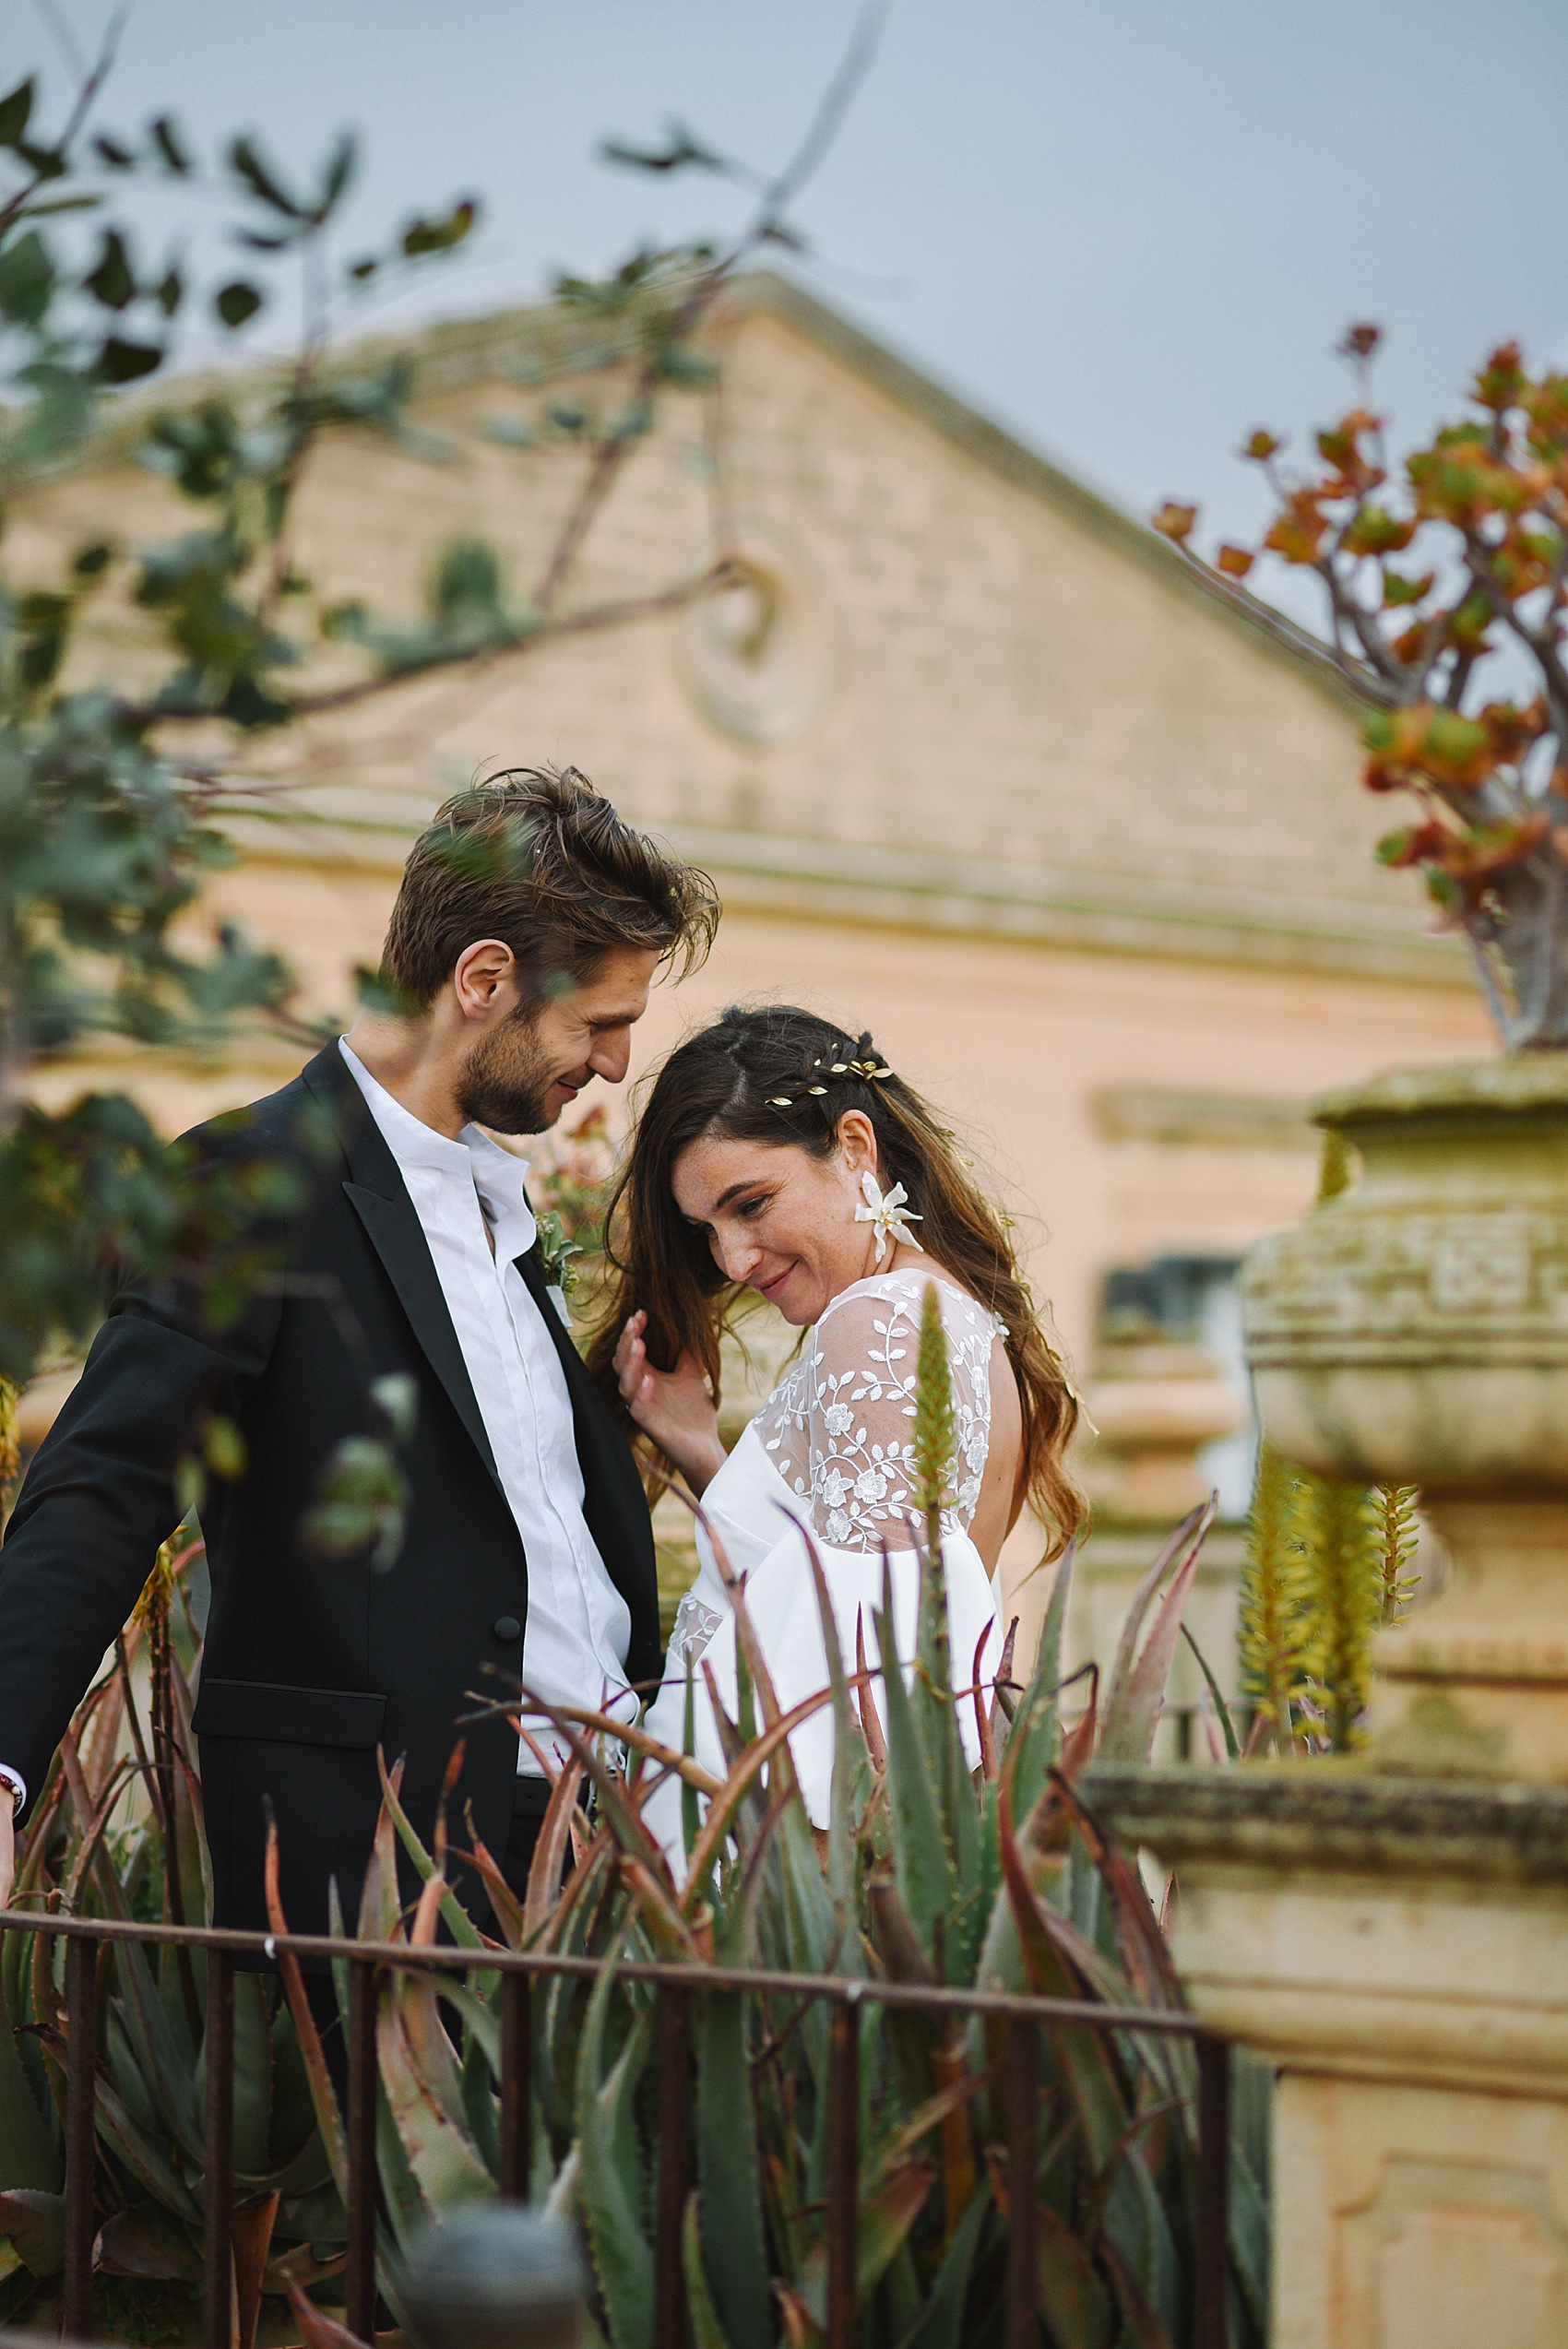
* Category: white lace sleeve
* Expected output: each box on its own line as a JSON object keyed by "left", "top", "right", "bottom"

{"left": 757, "top": 1273, "right": 1002, "bottom": 1552}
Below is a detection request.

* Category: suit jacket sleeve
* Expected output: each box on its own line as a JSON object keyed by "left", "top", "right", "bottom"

{"left": 0, "top": 1238, "right": 282, "bottom": 1822}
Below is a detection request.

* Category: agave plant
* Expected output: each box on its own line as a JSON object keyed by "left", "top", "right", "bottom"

{"left": 0, "top": 1539, "right": 345, "bottom": 2338}
{"left": 273, "top": 1290, "right": 1269, "bottom": 2349}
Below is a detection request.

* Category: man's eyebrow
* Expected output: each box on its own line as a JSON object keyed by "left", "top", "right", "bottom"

{"left": 588, "top": 1002, "right": 646, "bottom": 1026}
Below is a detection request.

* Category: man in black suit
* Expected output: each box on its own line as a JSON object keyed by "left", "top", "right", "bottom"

{"left": 0, "top": 766, "right": 718, "bottom": 1942}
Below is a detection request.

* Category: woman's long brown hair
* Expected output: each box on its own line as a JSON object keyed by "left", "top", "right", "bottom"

{"left": 588, "top": 1003, "right": 1086, "bottom": 1559}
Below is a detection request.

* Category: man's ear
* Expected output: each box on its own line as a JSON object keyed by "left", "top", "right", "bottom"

{"left": 836, "top": 1109, "right": 879, "bottom": 1178}
{"left": 451, "top": 938, "right": 519, "bottom": 1022}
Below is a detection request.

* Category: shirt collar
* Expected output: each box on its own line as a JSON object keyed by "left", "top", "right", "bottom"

{"left": 339, "top": 1039, "right": 538, "bottom": 1255}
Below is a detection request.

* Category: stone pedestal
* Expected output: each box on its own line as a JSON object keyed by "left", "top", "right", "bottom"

{"left": 1097, "top": 1056, "right": 1568, "bottom": 2346}
{"left": 1087, "top": 1766, "right": 1568, "bottom": 2349}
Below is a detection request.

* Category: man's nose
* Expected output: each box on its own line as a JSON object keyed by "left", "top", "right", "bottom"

{"left": 588, "top": 1026, "right": 632, "bottom": 1086}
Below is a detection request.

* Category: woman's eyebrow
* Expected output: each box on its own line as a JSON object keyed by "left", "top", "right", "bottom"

{"left": 712, "top": 1180, "right": 763, "bottom": 1212}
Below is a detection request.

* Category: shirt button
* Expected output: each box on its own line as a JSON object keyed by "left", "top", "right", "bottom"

{"left": 493, "top": 1616, "right": 521, "bottom": 1643}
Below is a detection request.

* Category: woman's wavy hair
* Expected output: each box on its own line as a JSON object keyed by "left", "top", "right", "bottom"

{"left": 588, "top": 1003, "right": 1086, "bottom": 1559}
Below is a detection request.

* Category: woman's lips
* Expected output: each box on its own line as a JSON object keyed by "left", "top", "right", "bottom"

{"left": 756, "top": 1263, "right": 792, "bottom": 1299}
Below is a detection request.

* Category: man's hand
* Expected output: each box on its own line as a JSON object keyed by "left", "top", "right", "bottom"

{"left": 0, "top": 1785, "right": 14, "bottom": 1908}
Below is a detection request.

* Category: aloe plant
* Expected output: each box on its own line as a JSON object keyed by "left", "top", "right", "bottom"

{"left": 268, "top": 1307, "right": 1268, "bottom": 2349}
{"left": 0, "top": 1540, "right": 345, "bottom": 2336}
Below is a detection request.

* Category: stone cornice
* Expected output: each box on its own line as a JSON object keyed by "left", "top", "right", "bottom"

{"left": 223, "top": 801, "right": 1469, "bottom": 987}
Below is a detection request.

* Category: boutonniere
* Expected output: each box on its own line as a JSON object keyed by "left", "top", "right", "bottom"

{"left": 853, "top": 1170, "right": 922, "bottom": 1266}
{"left": 533, "top": 1211, "right": 581, "bottom": 1325}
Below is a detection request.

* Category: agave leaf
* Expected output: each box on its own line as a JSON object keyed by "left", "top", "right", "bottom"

{"left": 1100, "top": 2227, "right": 1179, "bottom": 2349}
{"left": 996, "top": 1771, "right": 1127, "bottom": 2175}
{"left": 231, "top": 1967, "right": 274, "bottom": 2185}
{"left": 575, "top": 1964, "right": 653, "bottom": 2349}
{"left": 1002, "top": 1539, "right": 1077, "bottom": 1825}
{"left": 683, "top": 2190, "right": 738, "bottom": 2349}
{"left": 375, "top": 1981, "right": 493, "bottom": 2214}
{"left": 696, "top": 1989, "right": 771, "bottom": 2348}
{"left": 793, "top": 2157, "right": 936, "bottom": 2327}
{"left": 525, "top": 1758, "right": 585, "bottom": 1939}
{"left": 0, "top": 1967, "right": 58, "bottom": 2189}
{"left": 0, "top": 2189, "right": 64, "bottom": 2277}
{"left": 1180, "top": 1622, "right": 1241, "bottom": 1761}
{"left": 456, "top": 1807, "right": 527, "bottom": 1951}
{"left": 93, "top": 2078, "right": 200, "bottom": 2218}
{"left": 891, "top": 2179, "right": 990, "bottom": 2349}
{"left": 1037, "top": 2201, "right": 1115, "bottom": 2349}
{"left": 97, "top": 2201, "right": 200, "bottom": 2280}
{"left": 1099, "top": 1502, "right": 1215, "bottom": 1762}
{"left": 111, "top": 1935, "right": 204, "bottom": 2164}
{"left": 375, "top": 1749, "right": 487, "bottom": 1949}
{"left": 680, "top": 1680, "right": 841, "bottom": 1912}
{"left": 459, "top": 2026, "right": 500, "bottom": 2177}
{"left": 873, "top": 1560, "right": 954, "bottom": 1957}
{"left": 798, "top": 1519, "right": 869, "bottom": 1938}
{"left": 284, "top": 2276, "right": 366, "bottom": 2349}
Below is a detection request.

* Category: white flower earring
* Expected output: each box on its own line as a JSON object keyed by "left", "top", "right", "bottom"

{"left": 854, "top": 1169, "right": 922, "bottom": 1265}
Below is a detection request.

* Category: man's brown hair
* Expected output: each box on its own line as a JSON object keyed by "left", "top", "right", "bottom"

{"left": 380, "top": 765, "right": 719, "bottom": 1007}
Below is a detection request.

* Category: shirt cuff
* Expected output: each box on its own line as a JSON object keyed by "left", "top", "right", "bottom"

{"left": 0, "top": 1763, "right": 26, "bottom": 1813}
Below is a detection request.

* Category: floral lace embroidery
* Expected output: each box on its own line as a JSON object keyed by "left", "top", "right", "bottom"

{"left": 670, "top": 1589, "right": 726, "bottom": 1666}
{"left": 755, "top": 1273, "right": 1002, "bottom": 1551}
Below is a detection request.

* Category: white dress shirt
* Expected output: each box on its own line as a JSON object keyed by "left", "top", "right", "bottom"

{"left": 339, "top": 1041, "right": 635, "bottom": 1774}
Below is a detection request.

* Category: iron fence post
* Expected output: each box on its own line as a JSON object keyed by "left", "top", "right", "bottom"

{"left": 500, "top": 1969, "right": 531, "bottom": 2202}
{"left": 826, "top": 1992, "right": 861, "bottom": 2349}
{"left": 346, "top": 1959, "right": 379, "bottom": 2343}
{"left": 653, "top": 1984, "right": 691, "bottom": 2349}
{"left": 1004, "top": 2015, "right": 1039, "bottom": 2348}
{"left": 201, "top": 1947, "right": 234, "bottom": 2349}
{"left": 61, "top": 1931, "right": 98, "bottom": 2343}
{"left": 1194, "top": 2029, "right": 1230, "bottom": 2349}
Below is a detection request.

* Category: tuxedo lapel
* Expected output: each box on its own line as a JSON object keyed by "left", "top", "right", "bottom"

{"left": 302, "top": 1044, "right": 504, "bottom": 1499}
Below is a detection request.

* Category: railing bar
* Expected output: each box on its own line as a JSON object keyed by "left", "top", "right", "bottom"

{"left": 61, "top": 1933, "right": 97, "bottom": 2344}
{"left": 0, "top": 1912, "right": 1208, "bottom": 2035}
{"left": 825, "top": 1998, "right": 860, "bottom": 2349}
{"left": 346, "top": 1961, "right": 378, "bottom": 2343}
{"left": 499, "top": 1971, "right": 530, "bottom": 2202}
{"left": 1004, "top": 2017, "right": 1039, "bottom": 2349}
{"left": 1193, "top": 2032, "right": 1230, "bottom": 2349}
{"left": 201, "top": 1948, "right": 234, "bottom": 2349}
{"left": 653, "top": 1985, "right": 691, "bottom": 2349}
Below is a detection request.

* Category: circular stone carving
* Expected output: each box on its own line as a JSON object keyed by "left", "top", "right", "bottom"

{"left": 674, "top": 520, "right": 838, "bottom": 749}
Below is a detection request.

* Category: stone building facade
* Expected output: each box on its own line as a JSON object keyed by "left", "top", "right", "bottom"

{"left": 17, "top": 273, "right": 1490, "bottom": 1666}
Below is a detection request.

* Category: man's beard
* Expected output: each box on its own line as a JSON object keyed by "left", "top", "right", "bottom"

{"left": 457, "top": 1011, "right": 560, "bottom": 1134}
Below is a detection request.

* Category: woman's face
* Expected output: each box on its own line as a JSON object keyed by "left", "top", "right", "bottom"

{"left": 671, "top": 1111, "right": 885, "bottom": 1326}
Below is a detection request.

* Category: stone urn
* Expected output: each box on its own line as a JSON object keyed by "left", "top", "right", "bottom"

{"left": 1244, "top": 1053, "right": 1568, "bottom": 1780}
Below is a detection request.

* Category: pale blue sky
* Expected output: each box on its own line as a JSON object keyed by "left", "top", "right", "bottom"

{"left": 10, "top": 0, "right": 1568, "bottom": 571}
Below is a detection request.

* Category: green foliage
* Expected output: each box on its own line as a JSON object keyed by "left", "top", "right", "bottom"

{"left": 1236, "top": 1441, "right": 1310, "bottom": 1752}
{"left": 1374, "top": 1484, "right": 1421, "bottom": 1627}
{"left": 1238, "top": 1444, "right": 1410, "bottom": 1754}
{"left": 0, "top": 1542, "right": 343, "bottom": 2326}
{"left": 910, "top": 1279, "right": 956, "bottom": 1546}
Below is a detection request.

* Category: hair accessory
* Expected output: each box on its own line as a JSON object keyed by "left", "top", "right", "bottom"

{"left": 766, "top": 1039, "right": 897, "bottom": 1110}
{"left": 854, "top": 1169, "right": 922, "bottom": 1265}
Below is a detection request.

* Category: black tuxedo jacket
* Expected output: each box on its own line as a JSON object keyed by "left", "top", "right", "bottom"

{"left": 0, "top": 1042, "right": 659, "bottom": 1943}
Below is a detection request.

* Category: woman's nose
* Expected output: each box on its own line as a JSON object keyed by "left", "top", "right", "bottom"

{"left": 714, "top": 1232, "right": 761, "bottom": 1283}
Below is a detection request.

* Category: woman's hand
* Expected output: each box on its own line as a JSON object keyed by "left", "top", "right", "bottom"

{"left": 612, "top": 1311, "right": 727, "bottom": 1494}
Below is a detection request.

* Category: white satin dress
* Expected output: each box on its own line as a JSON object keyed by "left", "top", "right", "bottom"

{"left": 641, "top": 1268, "right": 1005, "bottom": 1868}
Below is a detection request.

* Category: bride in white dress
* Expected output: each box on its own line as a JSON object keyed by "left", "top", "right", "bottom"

{"left": 589, "top": 1006, "right": 1084, "bottom": 1854}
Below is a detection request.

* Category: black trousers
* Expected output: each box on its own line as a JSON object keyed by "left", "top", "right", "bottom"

{"left": 304, "top": 1775, "right": 560, "bottom": 2098}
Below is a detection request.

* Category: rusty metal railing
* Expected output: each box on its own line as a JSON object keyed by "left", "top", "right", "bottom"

{"left": 0, "top": 1909, "right": 1234, "bottom": 2349}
